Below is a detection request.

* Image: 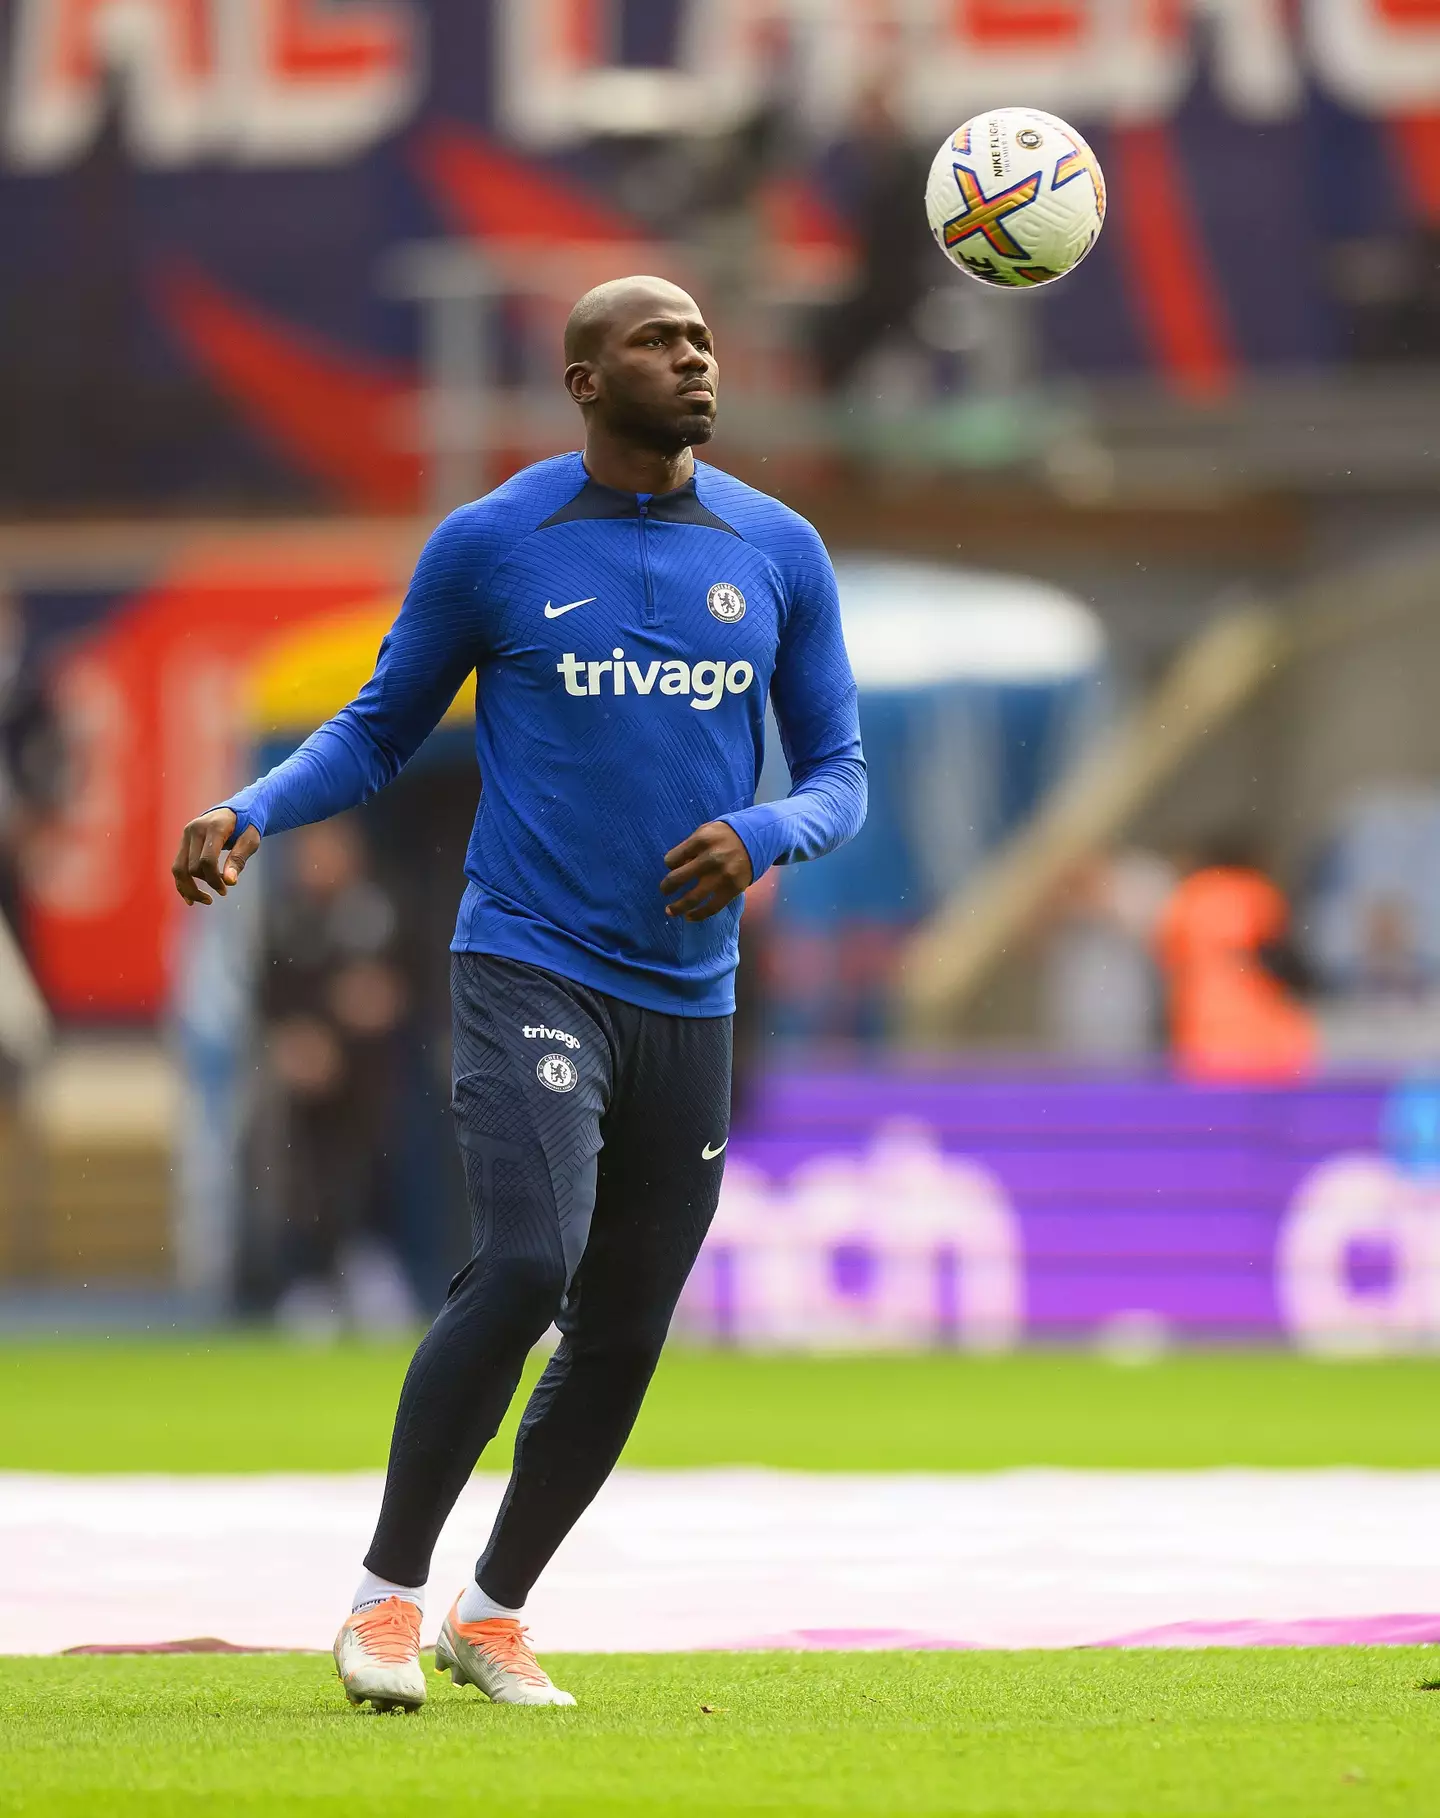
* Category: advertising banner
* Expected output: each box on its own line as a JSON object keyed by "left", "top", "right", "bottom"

{"left": 6, "top": 2, "right": 1440, "bottom": 509}
{"left": 17, "top": 557, "right": 396, "bottom": 1015}
{"left": 680, "top": 1073, "right": 1440, "bottom": 1351}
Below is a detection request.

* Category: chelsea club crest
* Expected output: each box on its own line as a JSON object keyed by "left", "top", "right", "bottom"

{"left": 537, "top": 1053, "right": 578, "bottom": 1093}
{"left": 707, "top": 582, "right": 746, "bottom": 623}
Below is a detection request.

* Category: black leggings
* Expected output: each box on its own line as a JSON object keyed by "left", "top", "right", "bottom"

{"left": 364, "top": 953, "right": 731, "bottom": 1605}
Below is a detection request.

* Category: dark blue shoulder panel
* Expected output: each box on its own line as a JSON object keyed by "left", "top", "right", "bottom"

{"left": 537, "top": 475, "right": 740, "bottom": 537}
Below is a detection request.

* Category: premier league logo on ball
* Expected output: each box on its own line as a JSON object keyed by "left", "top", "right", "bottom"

{"left": 536, "top": 1052, "right": 578, "bottom": 1093}
{"left": 925, "top": 106, "right": 1106, "bottom": 288}
{"left": 707, "top": 582, "right": 746, "bottom": 623}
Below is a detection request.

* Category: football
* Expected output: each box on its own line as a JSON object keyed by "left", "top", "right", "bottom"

{"left": 925, "top": 107, "right": 1106, "bottom": 288}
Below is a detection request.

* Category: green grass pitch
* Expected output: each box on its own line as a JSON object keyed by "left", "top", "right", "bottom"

{"left": 2, "top": 1650, "right": 1437, "bottom": 1816}
{"left": 3, "top": 1342, "right": 1440, "bottom": 1473}
{"left": 4, "top": 1343, "right": 1439, "bottom": 1813}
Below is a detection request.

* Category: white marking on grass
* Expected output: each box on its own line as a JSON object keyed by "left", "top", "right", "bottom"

{"left": 2, "top": 1469, "right": 1438, "bottom": 1655}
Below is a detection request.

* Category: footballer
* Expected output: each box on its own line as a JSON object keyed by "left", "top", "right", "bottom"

{"left": 172, "top": 276, "right": 866, "bottom": 1710}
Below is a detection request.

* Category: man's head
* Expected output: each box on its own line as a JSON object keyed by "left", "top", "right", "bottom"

{"left": 563, "top": 276, "right": 717, "bottom": 454}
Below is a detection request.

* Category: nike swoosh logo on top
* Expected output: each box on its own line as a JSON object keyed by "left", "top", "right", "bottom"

{"left": 702, "top": 1140, "right": 728, "bottom": 1160}
{"left": 544, "top": 596, "right": 597, "bottom": 619}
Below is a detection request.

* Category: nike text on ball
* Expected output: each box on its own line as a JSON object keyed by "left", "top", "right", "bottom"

{"left": 925, "top": 106, "right": 1106, "bottom": 288}
{"left": 556, "top": 651, "right": 755, "bottom": 709}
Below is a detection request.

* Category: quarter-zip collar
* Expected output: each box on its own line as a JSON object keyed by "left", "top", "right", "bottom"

{"left": 537, "top": 466, "right": 741, "bottom": 536}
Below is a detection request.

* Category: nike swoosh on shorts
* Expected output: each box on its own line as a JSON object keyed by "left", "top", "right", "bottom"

{"left": 702, "top": 1139, "right": 728, "bottom": 1160}
{"left": 543, "top": 596, "right": 597, "bottom": 619}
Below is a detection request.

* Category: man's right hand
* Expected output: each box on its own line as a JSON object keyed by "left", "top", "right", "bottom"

{"left": 171, "top": 808, "right": 261, "bottom": 906}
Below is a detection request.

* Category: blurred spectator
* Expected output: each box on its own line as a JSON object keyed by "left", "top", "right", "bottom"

{"left": 248, "top": 816, "right": 418, "bottom": 1335}
{"left": 1352, "top": 895, "right": 1426, "bottom": 1001}
{"left": 1041, "top": 849, "right": 1173, "bottom": 1064}
{"left": 1157, "top": 839, "right": 1317, "bottom": 1083}
{"left": 1310, "top": 786, "right": 1440, "bottom": 993}
{"left": 0, "top": 589, "right": 65, "bottom": 950}
{"left": 1307, "top": 786, "right": 1440, "bottom": 1069}
{"left": 0, "top": 589, "right": 46, "bottom": 1270}
{"left": 1332, "top": 230, "right": 1440, "bottom": 365}
{"left": 684, "top": 18, "right": 797, "bottom": 313}
{"left": 810, "top": 71, "right": 932, "bottom": 392}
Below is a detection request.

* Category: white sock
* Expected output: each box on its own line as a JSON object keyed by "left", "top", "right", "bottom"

{"left": 456, "top": 1577, "right": 523, "bottom": 1624}
{"left": 352, "top": 1569, "right": 424, "bottom": 1615}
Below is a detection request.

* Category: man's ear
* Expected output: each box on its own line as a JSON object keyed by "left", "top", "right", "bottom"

{"left": 565, "top": 361, "right": 598, "bottom": 406}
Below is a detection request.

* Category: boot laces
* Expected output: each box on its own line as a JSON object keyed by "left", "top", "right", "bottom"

{"left": 466, "top": 1618, "right": 549, "bottom": 1686}
{"left": 351, "top": 1597, "right": 420, "bottom": 1664}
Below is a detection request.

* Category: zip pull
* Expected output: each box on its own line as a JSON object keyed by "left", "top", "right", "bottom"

{"left": 636, "top": 498, "right": 657, "bottom": 626}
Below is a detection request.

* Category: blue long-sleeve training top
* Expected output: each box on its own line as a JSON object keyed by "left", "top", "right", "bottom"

{"left": 221, "top": 452, "right": 867, "bottom": 1016}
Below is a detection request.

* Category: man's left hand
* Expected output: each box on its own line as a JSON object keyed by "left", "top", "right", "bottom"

{"left": 661, "top": 822, "right": 754, "bottom": 922}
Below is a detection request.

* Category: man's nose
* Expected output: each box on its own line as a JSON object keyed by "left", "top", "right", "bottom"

{"left": 676, "top": 340, "right": 710, "bottom": 368}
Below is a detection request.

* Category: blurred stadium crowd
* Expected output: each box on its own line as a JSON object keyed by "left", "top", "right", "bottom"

{"left": 3, "top": 0, "right": 1440, "bottom": 1349}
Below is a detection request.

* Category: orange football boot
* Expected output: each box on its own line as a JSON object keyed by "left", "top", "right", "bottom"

{"left": 435, "top": 1600, "right": 575, "bottom": 1706}
{"left": 333, "top": 1596, "right": 426, "bottom": 1711}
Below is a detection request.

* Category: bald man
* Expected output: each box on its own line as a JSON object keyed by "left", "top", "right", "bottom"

{"left": 172, "top": 277, "right": 867, "bottom": 1711}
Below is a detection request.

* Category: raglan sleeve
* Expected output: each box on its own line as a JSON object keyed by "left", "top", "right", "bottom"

{"left": 217, "top": 505, "right": 491, "bottom": 841}
{"left": 719, "top": 517, "right": 867, "bottom": 879}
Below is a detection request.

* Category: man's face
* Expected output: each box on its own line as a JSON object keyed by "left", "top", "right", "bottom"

{"left": 574, "top": 293, "right": 718, "bottom": 451}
